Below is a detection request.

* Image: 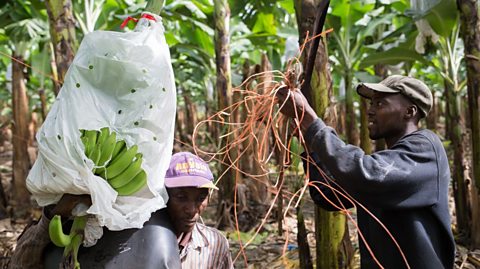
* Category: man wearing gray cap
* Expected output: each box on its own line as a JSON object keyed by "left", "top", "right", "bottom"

{"left": 276, "top": 75, "right": 455, "bottom": 269}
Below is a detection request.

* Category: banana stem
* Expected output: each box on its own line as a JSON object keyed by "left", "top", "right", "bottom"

{"left": 63, "top": 215, "right": 88, "bottom": 268}
{"left": 71, "top": 234, "right": 83, "bottom": 269}
{"left": 145, "top": 0, "right": 164, "bottom": 15}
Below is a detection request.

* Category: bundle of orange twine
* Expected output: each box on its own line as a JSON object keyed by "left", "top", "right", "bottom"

{"left": 191, "top": 27, "right": 410, "bottom": 268}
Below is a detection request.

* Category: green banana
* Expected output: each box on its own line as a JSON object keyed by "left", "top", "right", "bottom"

{"left": 104, "top": 145, "right": 138, "bottom": 179}
{"left": 66, "top": 233, "right": 83, "bottom": 269}
{"left": 108, "top": 153, "right": 144, "bottom": 189}
{"left": 59, "top": 216, "right": 87, "bottom": 269}
{"left": 111, "top": 140, "right": 126, "bottom": 160}
{"left": 85, "top": 131, "right": 99, "bottom": 160}
{"left": 80, "top": 136, "right": 89, "bottom": 155}
{"left": 116, "top": 170, "right": 147, "bottom": 196}
{"left": 89, "top": 128, "right": 110, "bottom": 166}
{"left": 96, "top": 131, "right": 117, "bottom": 168}
{"left": 89, "top": 145, "right": 102, "bottom": 166}
{"left": 96, "top": 127, "right": 110, "bottom": 146}
{"left": 70, "top": 215, "right": 87, "bottom": 235}
{"left": 85, "top": 130, "right": 99, "bottom": 157}
{"left": 94, "top": 138, "right": 123, "bottom": 178}
{"left": 79, "top": 129, "right": 146, "bottom": 190}
{"left": 49, "top": 215, "right": 71, "bottom": 247}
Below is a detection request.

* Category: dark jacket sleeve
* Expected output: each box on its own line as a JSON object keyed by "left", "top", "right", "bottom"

{"left": 304, "top": 119, "right": 439, "bottom": 209}
{"left": 303, "top": 152, "right": 354, "bottom": 211}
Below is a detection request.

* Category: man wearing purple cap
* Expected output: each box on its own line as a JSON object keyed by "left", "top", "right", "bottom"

{"left": 165, "top": 151, "right": 232, "bottom": 269}
{"left": 276, "top": 75, "right": 455, "bottom": 269}
{"left": 10, "top": 152, "right": 232, "bottom": 269}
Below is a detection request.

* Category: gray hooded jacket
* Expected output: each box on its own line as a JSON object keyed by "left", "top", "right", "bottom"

{"left": 304, "top": 119, "right": 455, "bottom": 269}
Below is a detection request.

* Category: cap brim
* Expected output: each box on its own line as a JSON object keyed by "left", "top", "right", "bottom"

{"left": 165, "top": 176, "right": 219, "bottom": 190}
{"left": 357, "top": 82, "right": 399, "bottom": 99}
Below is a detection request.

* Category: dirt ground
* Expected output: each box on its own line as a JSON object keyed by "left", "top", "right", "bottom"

{"left": 0, "top": 146, "right": 480, "bottom": 268}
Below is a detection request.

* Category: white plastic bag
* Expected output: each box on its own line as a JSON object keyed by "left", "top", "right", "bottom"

{"left": 27, "top": 13, "right": 176, "bottom": 231}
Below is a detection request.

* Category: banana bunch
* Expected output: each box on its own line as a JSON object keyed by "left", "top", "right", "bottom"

{"left": 48, "top": 215, "right": 87, "bottom": 269}
{"left": 80, "top": 128, "right": 147, "bottom": 196}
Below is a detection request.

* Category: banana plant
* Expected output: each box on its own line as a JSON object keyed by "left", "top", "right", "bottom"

{"left": 162, "top": 0, "right": 216, "bottom": 106}
{"left": 160, "top": 0, "right": 296, "bottom": 109}
{"left": 0, "top": 46, "right": 11, "bottom": 122}
{"left": 327, "top": 0, "right": 405, "bottom": 145}
{"left": 458, "top": 0, "right": 480, "bottom": 248}
{"left": 229, "top": 0, "right": 296, "bottom": 71}
{"left": 0, "top": 0, "right": 49, "bottom": 218}
{"left": 0, "top": 0, "right": 49, "bottom": 135}
{"left": 73, "top": 0, "right": 131, "bottom": 33}
{"left": 427, "top": 17, "right": 470, "bottom": 241}
{"left": 74, "top": 0, "right": 105, "bottom": 34}
{"left": 359, "top": 0, "right": 457, "bottom": 69}
{"left": 1, "top": 2, "right": 48, "bottom": 57}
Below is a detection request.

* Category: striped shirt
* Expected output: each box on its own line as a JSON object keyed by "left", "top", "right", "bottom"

{"left": 179, "top": 223, "right": 233, "bottom": 269}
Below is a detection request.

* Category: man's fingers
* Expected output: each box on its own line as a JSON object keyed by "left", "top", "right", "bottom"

{"left": 53, "top": 194, "right": 92, "bottom": 217}
{"left": 275, "top": 85, "right": 289, "bottom": 101}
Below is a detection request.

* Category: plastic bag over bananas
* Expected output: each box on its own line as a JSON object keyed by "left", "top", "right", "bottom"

{"left": 26, "top": 13, "right": 176, "bottom": 236}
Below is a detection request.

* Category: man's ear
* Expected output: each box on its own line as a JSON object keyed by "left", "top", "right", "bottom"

{"left": 405, "top": 105, "right": 419, "bottom": 119}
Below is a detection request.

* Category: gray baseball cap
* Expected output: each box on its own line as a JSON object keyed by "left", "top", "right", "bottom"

{"left": 357, "top": 75, "right": 433, "bottom": 118}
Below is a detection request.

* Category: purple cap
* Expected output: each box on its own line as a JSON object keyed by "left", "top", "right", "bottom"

{"left": 165, "top": 152, "right": 218, "bottom": 190}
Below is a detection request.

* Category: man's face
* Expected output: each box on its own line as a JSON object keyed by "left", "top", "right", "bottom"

{"left": 167, "top": 187, "right": 209, "bottom": 235}
{"left": 367, "top": 92, "right": 412, "bottom": 140}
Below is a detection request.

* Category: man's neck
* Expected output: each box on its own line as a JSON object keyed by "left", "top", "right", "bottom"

{"left": 385, "top": 123, "right": 419, "bottom": 148}
{"left": 177, "top": 230, "right": 193, "bottom": 249}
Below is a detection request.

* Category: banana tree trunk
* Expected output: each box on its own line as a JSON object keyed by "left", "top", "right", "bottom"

{"left": 11, "top": 53, "right": 32, "bottom": 219}
{"left": 344, "top": 71, "right": 359, "bottom": 146}
{"left": 0, "top": 174, "right": 7, "bottom": 219}
{"left": 276, "top": 135, "right": 286, "bottom": 236}
{"left": 252, "top": 55, "right": 271, "bottom": 204}
{"left": 45, "top": 0, "right": 77, "bottom": 96}
{"left": 426, "top": 93, "right": 438, "bottom": 130}
{"left": 214, "top": 0, "right": 234, "bottom": 229}
{"left": 39, "top": 88, "right": 48, "bottom": 121}
{"left": 359, "top": 98, "right": 371, "bottom": 154}
{"left": 297, "top": 199, "right": 313, "bottom": 268}
{"left": 214, "top": 0, "right": 232, "bottom": 110}
{"left": 457, "top": 0, "right": 480, "bottom": 247}
{"left": 294, "top": 0, "right": 353, "bottom": 268}
{"left": 48, "top": 42, "right": 61, "bottom": 99}
{"left": 175, "top": 105, "right": 187, "bottom": 143}
{"left": 182, "top": 93, "right": 198, "bottom": 137}
{"left": 445, "top": 80, "right": 470, "bottom": 240}
{"left": 336, "top": 103, "right": 346, "bottom": 138}
{"left": 237, "top": 59, "right": 270, "bottom": 208}
{"left": 374, "top": 65, "right": 386, "bottom": 151}
{"left": 239, "top": 61, "right": 253, "bottom": 174}
{"left": 444, "top": 85, "right": 451, "bottom": 141}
